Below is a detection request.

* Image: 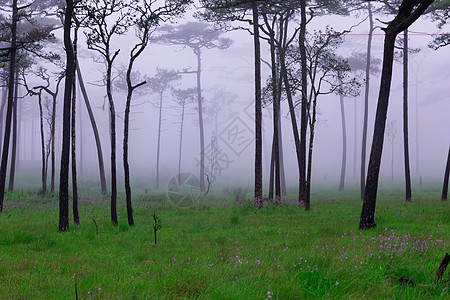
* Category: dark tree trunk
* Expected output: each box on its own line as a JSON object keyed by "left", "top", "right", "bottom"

{"left": 0, "top": 83, "right": 8, "bottom": 152}
{"left": 38, "top": 94, "right": 47, "bottom": 194}
{"left": 107, "top": 63, "right": 118, "bottom": 226}
{"left": 51, "top": 93, "right": 56, "bottom": 192}
{"left": 360, "top": 33, "right": 397, "bottom": 230}
{"left": 278, "top": 114, "right": 287, "bottom": 196}
{"left": 0, "top": 0, "right": 17, "bottom": 212}
{"left": 195, "top": 51, "right": 206, "bottom": 193}
{"left": 8, "top": 69, "right": 19, "bottom": 192}
{"left": 402, "top": 29, "right": 412, "bottom": 202}
{"left": 359, "top": 0, "right": 434, "bottom": 230}
{"left": 268, "top": 27, "right": 280, "bottom": 202}
{"left": 299, "top": 0, "right": 308, "bottom": 210}
{"left": 156, "top": 91, "right": 163, "bottom": 189}
{"left": 252, "top": 0, "right": 263, "bottom": 208}
{"left": 77, "top": 65, "right": 107, "bottom": 195}
{"left": 339, "top": 94, "right": 347, "bottom": 192}
{"left": 71, "top": 33, "right": 79, "bottom": 225}
{"left": 59, "top": 0, "right": 75, "bottom": 232}
{"left": 442, "top": 146, "right": 450, "bottom": 201}
{"left": 361, "top": 1, "right": 373, "bottom": 200}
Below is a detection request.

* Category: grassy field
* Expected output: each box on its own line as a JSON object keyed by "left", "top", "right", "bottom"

{"left": 0, "top": 186, "right": 449, "bottom": 299}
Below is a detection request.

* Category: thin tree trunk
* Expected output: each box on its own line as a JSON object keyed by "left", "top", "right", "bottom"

{"left": 156, "top": 91, "right": 163, "bottom": 189}
{"left": 299, "top": 0, "right": 308, "bottom": 209}
{"left": 71, "top": 31, "right": 79, "bottom": 225}
{"left": 38, "top": 94, "right": 47, "bottom": 194}
{"left": 59, "top": 0, "right": 75, "bottom": 232}
{"left": 361, "top": 1, "right": 374, "bottom": 200}
{"left": 415, "top": 64, "right": 420, "bottom": 180}
{"left": 51, "top": 93, "right": 56, "bottom": 192}
{"left": 195, "top": 50, "right": 206, "bottom": 192}
{"left": 178, "top": 98, "right": 185, "bottom": 183}
{"left": 442, "top": 146, "right": 450, "bottom": 201}
{"left": 77, "top": 65, "right": 107, "bottom": 195}
{"left": 339, "top": 94, "right": 347, "bottom": 192}
{"left": 0, "top": 0, "right": 17, "bottom": 212}
{"left": 278, "top": 113, "right": 286, "bottom": 196}
{"left": 402, "top": 29, "right": 412, "bottom": 202}
{"left": 8, "top": 69, "right": 19, "bottom": 192}
{"left": 107, "top": 62, "right": 118, "bottom": 226}
{"left": 78, "top": 80, "right": 83, "bottom": 180}
{"left": 252, "top": 0, "right": 263, "bottom": 208}
{"left": 0, "top": 84, "right": 8, "bottom": 153}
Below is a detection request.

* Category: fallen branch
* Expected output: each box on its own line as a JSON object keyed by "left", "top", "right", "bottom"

{"left": 92, "top": 218, "right": 98, "bottom": 234}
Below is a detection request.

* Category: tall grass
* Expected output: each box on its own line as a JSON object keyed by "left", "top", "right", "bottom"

{"left": 0, "top": 188, "right": 448, "bottom": 299}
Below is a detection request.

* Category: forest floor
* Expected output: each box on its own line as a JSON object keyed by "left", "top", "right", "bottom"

{"left": 0, "top": 184, "right": 449, "bottom": 299}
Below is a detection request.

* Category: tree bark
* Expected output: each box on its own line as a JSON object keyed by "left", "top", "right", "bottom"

{"left": 361, "top": 1, "right": 374, "bottom": 200}
{"left": 442, "top": 146, "right": 450, "bottom": 201}
{"left": 8, "top": 68, "right": 19, "bottom": 192}
{"left": 0, "top": 0, "right": 18, "bottom": 212}
{"left": 59, "top": 0, "right": 75, "bottom": 232}
{"left": 402, "top": 29, "right": 412, "bottom": 202}
{"left": 51, "top": 93, "right": 56, "bottom": 192}
{"left": 339, "top": 94, "right": 347, "bottom": 192}
{"left": 77, "top": 65, "right": 107, "bottom": 195}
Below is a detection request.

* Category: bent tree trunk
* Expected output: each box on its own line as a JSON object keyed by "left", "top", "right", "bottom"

{"left": 442, "top": 146, "right": 450, "bottom": 201}
{"left": 359, "top": 0, "right": 434, "bottom": 230}
{"left": 77, "top": 65, "right": 107, "bottom": 195}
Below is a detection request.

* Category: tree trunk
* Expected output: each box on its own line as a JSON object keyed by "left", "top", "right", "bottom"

{"left": 359, "top": 32, "right": 397, "bottom": 230}
{"left": 178, "top": 98, "right": 185, "bottom": 183}
{"left": 0, "top": 0, "right": 17, "bottom": 212}
{"left": 156, "top": 91, "right": 163, "bottom": 189}
{"left": 59, "top": 0, "right": 75, "bottom": 232}
{"left": 71, "top": 32, "right": 79, "bottom": 225}
{"left": 442, "top": 146, "right": 450, "bottom": 201}
{"left": 77, "top": 65, "right": 107, "bottom": 195}
{"left": 361, "top": 1, "right": 373, "bottom": 200}
{"left": 299, "top": 0, "right": 308, "bottom": 209}
{"left": 51, "top": 93, "right": 56, "bottom": 192}
{"left": 123, "top": 71, "right": 135, "bottom": 228}
{"left": 0, "top": 84, "right": 8, "bottom": 153}
{"left": 278, "top": 113, "right": 287, "bottom": 196}
{"left": 358, "top": 0, "right": 434, "bottom": 229}
{"left": 38, "top": 94, "right": 47, "bottom": 194}
{"left": 252, "top": 0, "right": 263, "bottom": 208}
{"left": 402, "top": 29, "right": 412, "bottom": 202}
{"left": 8, "top": 69, "right": 19, "bottom": 192}
{"left": 195, "top": 50, "right": 206, "bottom": 193}
{"left": 339, "top": 94, "right": 347, "bottom": 192}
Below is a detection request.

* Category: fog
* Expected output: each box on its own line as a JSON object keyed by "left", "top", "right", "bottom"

{"left": 13, "top": 7, "right": 450, "bottom": 195}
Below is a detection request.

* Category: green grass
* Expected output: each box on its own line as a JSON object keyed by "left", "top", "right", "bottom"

{"left": 0, "top": 188, "right": 449, "bottom": 299}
